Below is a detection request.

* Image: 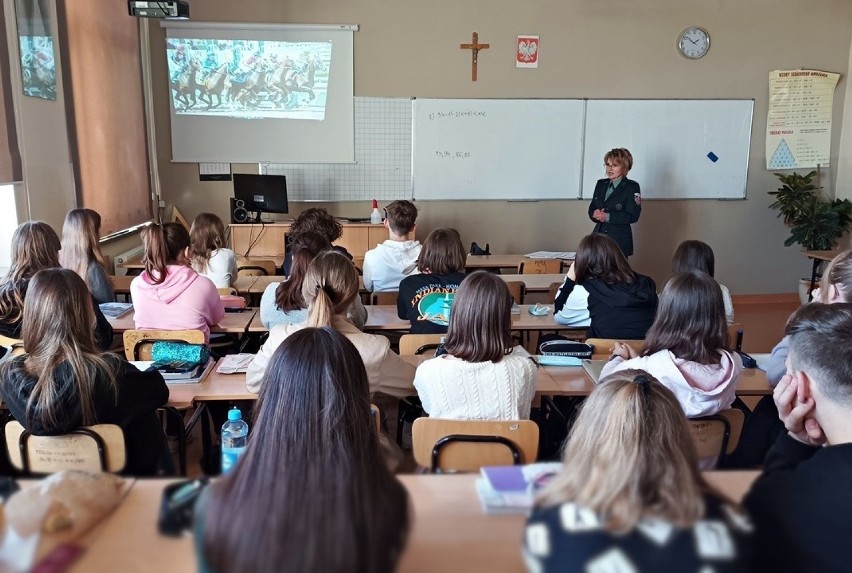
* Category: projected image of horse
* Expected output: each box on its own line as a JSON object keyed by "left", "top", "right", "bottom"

{"left": 171, "top": 58, "right": 201, "bottom": 110}
{"left": 198, "top": 63, "right": 229, "bottom": 109}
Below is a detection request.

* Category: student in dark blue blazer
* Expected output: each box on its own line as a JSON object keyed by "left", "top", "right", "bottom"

{"left": 587, "top": 148, "right": 642, "bottom": 257}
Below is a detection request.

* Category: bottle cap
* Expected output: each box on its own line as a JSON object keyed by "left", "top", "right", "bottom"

{"left": 371, "top": 199, "right": 378, "bottom": 208}
{"left": 227, "top": 407, "right": 242, "bottom": 421}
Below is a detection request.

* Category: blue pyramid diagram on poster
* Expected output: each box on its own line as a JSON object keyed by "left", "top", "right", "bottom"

{"left": 769, "top": 139, "right": 797, "bottom": 169}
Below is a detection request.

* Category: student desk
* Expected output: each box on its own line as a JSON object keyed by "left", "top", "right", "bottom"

{"left": 107, "top": 308, "right": 259, "bottom": 336}
{"left": 108, "top": 275, "right": 263, "bottom": 301}
{"left": 543, "top": 365, "right": 774, "bottom": 396}
{"left": 66, "top": 471, "right": 759, "bottom": 573}
{"left": 365, "top": 304, "right": 570, "bottom": 332}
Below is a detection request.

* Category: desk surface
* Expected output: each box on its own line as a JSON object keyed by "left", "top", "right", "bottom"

{"left": 365, "top": 304, "right": 567, "bottom": 332}
{"left": 543, "top": 363, "right": 772, "bottom": 396}
{"left": 68, "top": 471, "right": 758, "bottom": 573}
{"left": 169, "top": 356, "right": 771, "bottom": 408}
{"left": 107, "top": 309, "right": 258, "bottom": 335}
{"left": 802, "top": 250, "right": 843, "bottom": 262}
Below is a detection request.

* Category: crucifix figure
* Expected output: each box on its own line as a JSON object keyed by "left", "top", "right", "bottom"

{"left": 460, "top": 32, "right": 490, "bottom": 81}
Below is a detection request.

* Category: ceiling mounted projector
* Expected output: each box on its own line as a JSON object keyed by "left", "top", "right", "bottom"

{"left": 128, "top": 1, "right": 189, "bottom": 19}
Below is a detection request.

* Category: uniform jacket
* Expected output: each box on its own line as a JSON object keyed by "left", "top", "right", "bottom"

{"left": 588, "top": 177, "right": 642, "bottom": 256}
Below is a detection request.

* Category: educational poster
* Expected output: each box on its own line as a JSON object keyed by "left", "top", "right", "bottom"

{"left": 766, "top": 69, "right": 839, "bottom": 170}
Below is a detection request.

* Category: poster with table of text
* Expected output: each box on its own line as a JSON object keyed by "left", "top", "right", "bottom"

{"left": 766, "top": 69, "right": 839, "bottom": 170}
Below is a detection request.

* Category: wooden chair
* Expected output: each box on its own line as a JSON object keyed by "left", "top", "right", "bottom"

{"left": 504, "top": 281, "right": 526, "bottom": 305}
{"left": 518, "top": 259, "right": 562, "bottom": 274}
{"left": 413, "top": 418, "right": 539, "bottom": 473}
{"left": 5, "top": 420, "right": 126, "bottom": 474}
{"left": 585, "top": 338, "right": 645, "bottom": 360}
{"left": 399, "top": 333, "right": 445, "bottom": 355}
{"left": 170, "top": 206, "right": 191, "bottom": 231}
{"left": 0, "top": 334, "right": 24, "bottom": 357}
{"left": 727, "top": 322, "right": 744, "bottom": 350}
{"left": 237, "top": 259, "right": 277, "bottom": 277}
{"left": 122, "top": 329, "right": 205, "bottom": 476}
{"left": 688, "top": 408, "right": 745, "bottom": 466}
{"left": 217, "top": 287, "right": 239, "bottom": 296}
{"left": 370, "top": 404, "right": 382, "bottom": 437}
{"left": 371, "top": 291, "right": 399, "bottom": 305}
{"left": 548, "top": 281, "right": 562, "bottom": 300}
{"left": 122, "top": 329, "right": 206, "bottom": 361}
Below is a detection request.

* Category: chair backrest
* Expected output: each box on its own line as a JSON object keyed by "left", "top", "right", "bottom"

{"left": 688, "top": 408, "right": 745, "bottom": 463}
{"left": 370, "top": 404, "right": 381, "bottom": 437}
{"left": 726, "top": 322, "right": 744, "bottom": 350}
{"left": 503, "top": 281, "right": 526, "bottom": 305}
{"left": 0, "top": 334, "right": 24, "bottom": 357}
{"left": 170, "top": 206, "right": 191, "bottom": 231}
{"left": 5, "top": 420, "right": 126, "bottom": 474}
{"left": 548, "top": 281, "right": 561, "bottom": 300}
{"left": 217, "top": 287, "right": 239, "bottom": 296}
{"left": 585, "top": 338, "right": 645, "bottom": 360}
{"left": 412, "top": 418, "right": 539, "bottom": 473}
{"left": 370, "top": 291, "right": 399, "bottom": 305}
{"left": 518, "top": 259, "right": 561, "bottom": 274}
{"left": 399, "top": 334, "right": 445, "bottom": 355}
{"left": 123, "top": 329, "right": 206, "bottom": 360}
{"left": 237, "top": 259, "right": 277, "bottom": 277}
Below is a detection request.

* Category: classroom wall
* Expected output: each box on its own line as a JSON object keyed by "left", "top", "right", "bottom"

{"left": 148, "top": 0, "right": 852, "bottom": 294}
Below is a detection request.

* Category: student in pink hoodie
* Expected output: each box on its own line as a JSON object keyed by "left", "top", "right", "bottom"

{"left": 130, "top": 223, "right": 224, "bottom": 342}
{"left": 600, "top": 270, "right": 741, "bottom": 418}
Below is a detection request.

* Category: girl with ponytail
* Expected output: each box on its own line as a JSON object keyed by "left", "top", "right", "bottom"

{"left": 130, "top": 223, "right": 224, "bottom": 342}
{"left": 247, "top": 251, "right": 414, "bottom": 398}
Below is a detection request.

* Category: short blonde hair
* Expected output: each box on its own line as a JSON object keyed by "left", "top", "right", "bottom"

{"left": 604, "top": 148, "right": 633, "bottom": 172}
{"left": 535, "top": 369, "right": 709, "bottom": 532}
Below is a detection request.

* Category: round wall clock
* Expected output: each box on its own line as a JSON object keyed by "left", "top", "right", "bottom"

{"left": 678, "top": 27, "right": 710, "bottom": 59}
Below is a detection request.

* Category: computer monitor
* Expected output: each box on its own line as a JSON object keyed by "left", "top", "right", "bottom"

{"left": 232, "top": 174, "right": 288, "bottom": 222}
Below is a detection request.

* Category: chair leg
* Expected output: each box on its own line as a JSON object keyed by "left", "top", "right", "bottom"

{"left": 162, "top": 407, "right": 187, "bottom": 476}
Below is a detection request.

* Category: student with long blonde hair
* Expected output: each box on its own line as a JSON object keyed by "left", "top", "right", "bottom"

{"left": 525, "top": 370, "right": 751, "bottom": 571}
{"left": 259, "top": 231, "right": 366, "bottom": 329}
{"left": 414, "top": 271, "right": 537, "bottom": 420}
{"left": 131, "top": 223, "right": 224, "bottom": 342}
{"left": 0, "top": 269, "right": 169, "bottom": 475}
{"left": 199, "top": 328, "right": 409, "bottom": 572}
{"left": 0, "top": 221, "right": 113, "bottom": 348}
{"left": 600, "top": 270, "right": 741, "bottom": 418}
{"left": 59, "top": 208, "right": 114, "bottom": 304}
{"left": 188, "top": 213, "right": 237, "bottom": 289}
{"left": 247, "top": 250, "right": 414, "bottom": 397}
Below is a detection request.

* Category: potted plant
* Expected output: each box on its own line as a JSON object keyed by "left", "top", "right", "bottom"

{"left": 768, "top": 169, "right": 852, "bottom": 301}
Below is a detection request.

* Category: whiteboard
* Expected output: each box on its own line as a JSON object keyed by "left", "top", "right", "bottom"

{"left": 412, "top": 99, "right": 585, "bottom": 200}
{"left": 582, "top": 100, "right": 753, "bottom": 199}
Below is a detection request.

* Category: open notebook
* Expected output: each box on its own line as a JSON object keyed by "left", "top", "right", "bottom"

{"left": 581, "top": 359, "right": 609, "bottom": 383}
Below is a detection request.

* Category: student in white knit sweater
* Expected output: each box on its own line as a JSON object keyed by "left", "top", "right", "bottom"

{"left": 413, "top": 271, "right": 537, "bottom": 420}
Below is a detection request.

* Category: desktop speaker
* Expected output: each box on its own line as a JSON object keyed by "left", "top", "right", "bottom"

{"left": 230, "top": 198, "right": 249, "bottom": 224}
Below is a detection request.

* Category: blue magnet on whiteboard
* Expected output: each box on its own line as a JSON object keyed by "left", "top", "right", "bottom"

{"left": 707, "top": 152, "right": 719, "bottom": 162}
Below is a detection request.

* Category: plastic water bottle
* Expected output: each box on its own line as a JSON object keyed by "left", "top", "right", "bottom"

{"left": 370, "top": 199, "right": 382, "bottom": 224}
{"left": 221, "top": 407, "right": 248, "bottom": 474}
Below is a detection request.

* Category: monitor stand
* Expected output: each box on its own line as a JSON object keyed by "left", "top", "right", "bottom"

{"left": 252, "top": 210, "right": 275, "bottom": 224}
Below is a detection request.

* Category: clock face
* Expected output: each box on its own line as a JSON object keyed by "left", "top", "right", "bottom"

{"left": 678, "top": 27, "right": 710, "bottom": 59}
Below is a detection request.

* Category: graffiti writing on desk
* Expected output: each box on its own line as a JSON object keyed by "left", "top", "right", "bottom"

{"left": 427, "top": 111, "right": 487, "bottom": 120}
{"left": 434, "top": 151, "right": 472, "bottom": 159}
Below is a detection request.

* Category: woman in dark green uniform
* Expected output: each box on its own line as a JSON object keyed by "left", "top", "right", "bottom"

{"left": 588, "top": 148, "right": 642, "bottom": 257}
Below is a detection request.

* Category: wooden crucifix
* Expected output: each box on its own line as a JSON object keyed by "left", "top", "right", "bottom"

{"left": 460, "top": 32, "right": 489, "bottom": 81}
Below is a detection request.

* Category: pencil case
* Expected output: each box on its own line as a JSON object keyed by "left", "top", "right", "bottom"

{"left": 151, "top": 342, "right": 210, "bottom": 367}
